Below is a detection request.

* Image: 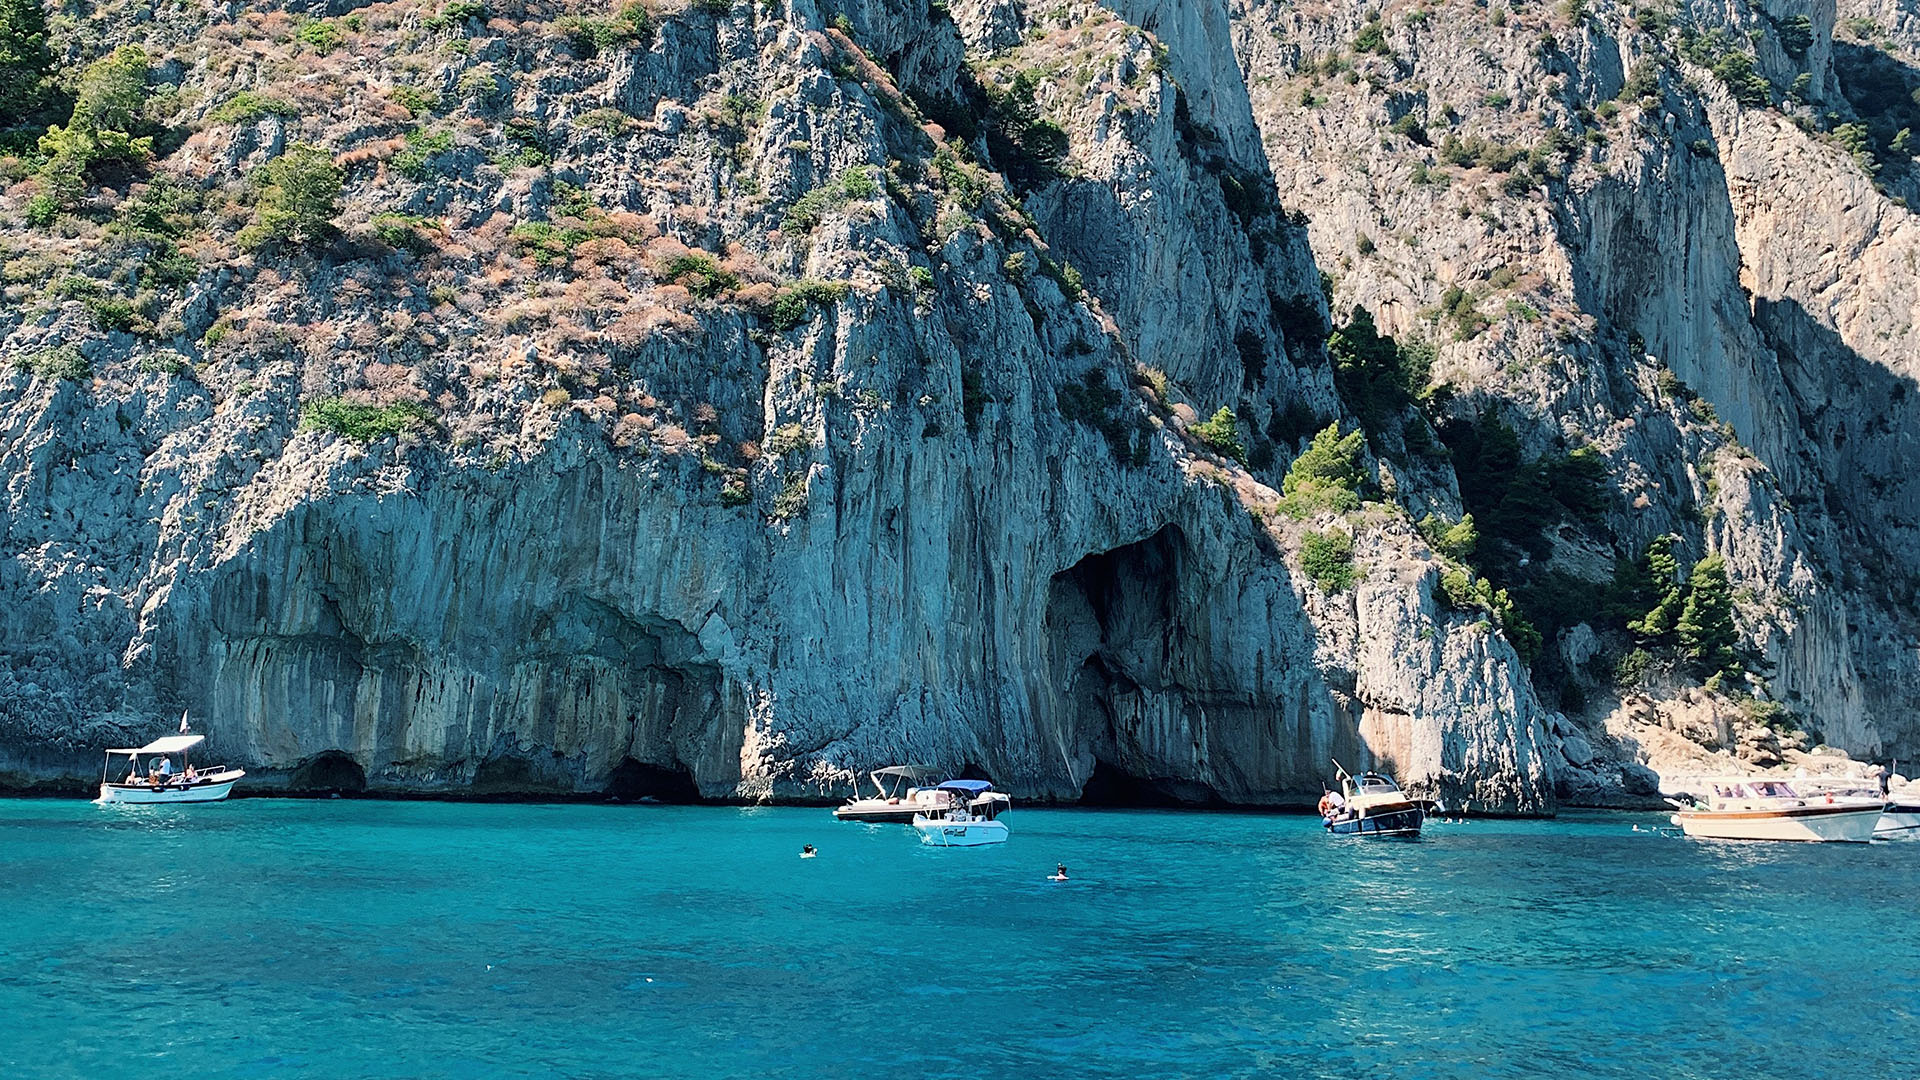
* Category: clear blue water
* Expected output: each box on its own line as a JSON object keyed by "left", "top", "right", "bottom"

{"left": 2, "top": 800, "right": 1916, "bottom": 1079}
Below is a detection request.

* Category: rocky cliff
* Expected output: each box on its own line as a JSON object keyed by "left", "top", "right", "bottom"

{"left": 1, "top": 0, "right": 1913, "bottom": 809}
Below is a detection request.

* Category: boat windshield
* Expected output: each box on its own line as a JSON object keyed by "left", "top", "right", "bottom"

{"left": 1751, "top": 781, "right": 1797, "bottom": 798}
{"left": 1357, "top": 775, "right": 1400, "bottom": 794}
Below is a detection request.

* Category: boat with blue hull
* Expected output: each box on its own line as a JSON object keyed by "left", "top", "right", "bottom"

{"left": 1320, "top": 767, "right": 1427, "bottom": 839}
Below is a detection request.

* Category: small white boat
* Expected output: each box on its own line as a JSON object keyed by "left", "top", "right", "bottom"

{"left": 1667, "top": 777, "right": 1882, "bottom": 842}
{"left": 96, "top": 732, "right": 244, "bottom": 805}
{"left": 912, "top": 806, "right": 1009, "bottom": 847}
{"left": 1878, "top": 794, "right": 1920, "bottom": 840}
{"left": 834, "top": 767, "right": 1011, "bottom": 823}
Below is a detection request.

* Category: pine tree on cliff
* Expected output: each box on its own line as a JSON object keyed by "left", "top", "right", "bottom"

{"left": 1629, "top": 535, "right": 1684, "bottom": 642}
{"left": 1677, "top": 555, "right": 1740, "bottom": 679}
{"left": 0, "top": 0, "right": 55, "bottom": 130}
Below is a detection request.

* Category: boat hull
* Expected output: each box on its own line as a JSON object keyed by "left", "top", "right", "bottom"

{"left": 96, "top": 773, "right": 242, "bottom": 805}
{"left": 1876, "top": 805, "right": 1920, "bottom": 840}
{"left": 834, "top": 805, "right": 926, "bottom": 823}
{"left": 1325, "top": 804, "right": 1424, "bottom": 838}
{"left": 912, "top": 818, "right": 1009, "bottom": 847}
{"left": 1671, "top": 802, "right": 1882, "bottom": 842}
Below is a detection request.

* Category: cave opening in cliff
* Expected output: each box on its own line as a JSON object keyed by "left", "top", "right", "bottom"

{"left": 1046, "top": 526, "right": 1226, "bottom": 807}
{"left": 1078, "top": 757, "right": 1224, "bottom": 807}
{"left": 287, "top": 750, "right": 367, "bottom": 795}
{"left": 603, "top": 757, "right": 701, "bottom": 804}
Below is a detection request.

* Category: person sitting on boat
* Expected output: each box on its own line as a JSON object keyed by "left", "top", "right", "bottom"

{"left": 183, "top": 764, "right": 198, "bottom": 783}
{"left": 1318, "top": 787, "right": 1346, "bottom": 820}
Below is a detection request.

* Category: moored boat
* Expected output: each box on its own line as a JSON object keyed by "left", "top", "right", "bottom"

{"left": 833, "top": 767, "right": 1011, "bottom": 823}
{"left": 1320, "top": 765, "right": 1427, "bottom": 838}
{"left": 97, "top": 731, "right": 244, "bottom": 805}
{"left": 1666, "top": 777, "right": 1882, "bottom": 842}
{"left": 911, "top": 804, "right": 1009, "bottom": 847}
{"left": 1875, "top": 793, "right": 1920, "bottom": 840}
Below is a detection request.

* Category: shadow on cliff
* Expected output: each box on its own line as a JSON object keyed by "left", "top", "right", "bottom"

{"left": 1830, "top": 41, "right": 1920, "bottom": 200}
{"left": 1755, "top": 294, "right": 1920, "bottom": 602}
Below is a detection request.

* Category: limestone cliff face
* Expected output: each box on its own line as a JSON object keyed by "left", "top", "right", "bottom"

{"left": 0, "top": 0, "right": 1556, "bottom": 809}
{"left": 1229, "top": 0, "right": 1920, "bottom": 787}
{"left": 5, "top": 0, "right": 1914, "bottom": 806}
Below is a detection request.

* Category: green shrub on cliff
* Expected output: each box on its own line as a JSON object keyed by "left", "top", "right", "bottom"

{"left": 209, "top": 92, "right": 300, "bottom": 125}
{"left": 0, "top": 0, "right": 56, "bottom": 134}
{"left": 1418, "top": 512, "right": 1479, "bottom": 561}
{"left": 782, "top": 166, "right": 879, "bottom": 232}
{"left": 29, "top": 47, "right": 154, "bottom": 221}
{"left": 1192, "top": 407, "right": 1247, "bottom": 464}
{"left": 239, "top": 144, "right": 344, "bottom": 250}
{"left": 764, "top": 279, "right": 850, "bottom": 330}
{"left": 1433, "top": 567, "right": 1542, "bottom": 662}
{"left": 301, "top": 398, "right": 433, "bottom": 441}
{"left": 1328, "top": 306, "right": 1435, "bottom": 435}
{"left": 12, "top": 345, "right": 89, "bottom": 381}
{"left": 555, "top": 3, "right": 656, "bottom": 57}
{"left": 1300, "top": 529, "right": 1356, "bottom": 591}
{"left": 1279, "top": 424, "right": 1365, "bottom": 516}
{"left": 657, "top": 252, "right": 739, "bottom": 299}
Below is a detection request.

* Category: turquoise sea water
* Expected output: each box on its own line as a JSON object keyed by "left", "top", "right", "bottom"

{"left": 2, "top": 800, "right": 1916, "bottom": 1079}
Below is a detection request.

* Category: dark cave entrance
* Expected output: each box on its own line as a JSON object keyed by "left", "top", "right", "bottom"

{"left": 603, "top": 757, "right": 702, "bottom": 803}
{"left": 287, "top": 750, "right": 368, "bottom": 794}
{"left": 1047, "top": 526, "right": 1227, "bottom": 807}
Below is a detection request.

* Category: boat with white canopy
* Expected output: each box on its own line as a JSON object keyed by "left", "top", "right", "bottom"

{"left": 97, "top": 729, "right": 244, "bottom": 804}
{"left": 833, "top": 767, "right": 1012, "bottom": 823}
{"left": 910, "top": 776, "right": 1013, "bottom": 845}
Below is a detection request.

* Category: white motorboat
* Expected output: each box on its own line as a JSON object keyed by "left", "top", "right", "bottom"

{"left": 834, "top": 768, "right": 1012, "bottom": 823}
{"left": 96, "top": 732, "right": 244, "bottom": 804}
{"left": 1878, "top": 793, "right": 1920, "bottom": 840}
{"left": 912, "top": 805, "right": 1009, "bottom": 847}
{"left": 1787, "top": 775, "right": 1918, "bottom": 840}
{"left": 1666, "top": 777, "right": 1882, "bottom": 842}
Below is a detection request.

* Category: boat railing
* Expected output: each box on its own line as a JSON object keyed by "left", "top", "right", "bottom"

{"left": 112, "top": 765, "right": 239, "bottom": 786}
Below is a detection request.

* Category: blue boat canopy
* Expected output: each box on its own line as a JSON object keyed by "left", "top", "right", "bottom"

{"left": 937, "top": 779, "right": 993, "bottom": 793}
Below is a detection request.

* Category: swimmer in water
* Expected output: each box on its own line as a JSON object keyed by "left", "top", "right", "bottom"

{"left": 1052, "top": 863, "right": 1069, "bottom": 881}
{"left": 801, "top": 844, "right": 817, "bottom": 857}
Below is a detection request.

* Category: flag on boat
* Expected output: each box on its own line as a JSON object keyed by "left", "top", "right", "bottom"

{"left": 179, "top": 711, "right": 190, "bottom": 734}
